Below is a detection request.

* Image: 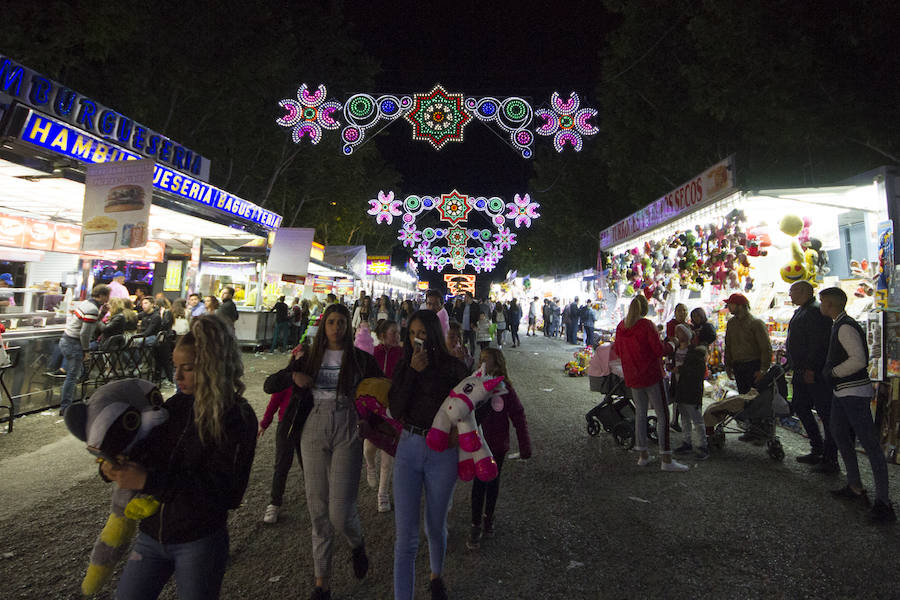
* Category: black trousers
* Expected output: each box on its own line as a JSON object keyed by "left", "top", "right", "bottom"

{"left": 463, "top": 329, "right": 476, "bottom": 357}
{"left": 270, "top": 417, "right": 303, "bottom": 506}
{"left": 793, "top": 377, "right": 837, "bottom": 461}
{"left": 471, "top": 453, "right": 505, "bottom": 525}
{"left": 732, "top": 360, "right": 761, "bottom": 394}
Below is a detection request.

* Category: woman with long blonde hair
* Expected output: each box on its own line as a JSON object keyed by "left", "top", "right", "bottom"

{"left": 101, "top": 314, "right": 258, "bottom": 599}
{"left": 614, "top": 295, "right": 687, "bottom": 471}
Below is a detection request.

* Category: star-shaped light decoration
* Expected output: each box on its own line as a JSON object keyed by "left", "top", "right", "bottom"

{"left": 505, "top": 193, "right": 540, "bottom": 228}
{"left": 493, "top": 226, "right": 517, "bottom": 251}
{"left": 534, "top": 91, "right": 598, "bottom": 153}
{"left": 367, "top": 190, "right": 403, "bottom": 225}
{"left": 277, "top": 83, "right": 341, "bottom": 145}
{"left": 447, "top": 226, "right": 468, "bottom": 247}
{"left": 405, "top": 85, "right": 472, "bottom": 150}
{"left": 437, "top": 190, "right": 472, "bottom": 225}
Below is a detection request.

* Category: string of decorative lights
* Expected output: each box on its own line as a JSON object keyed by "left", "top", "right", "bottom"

{"left": 277, "top": 83, "right": 598, "bottom": 156}
{"left": 367, "top": 189, "right": 541, "bottom": 273}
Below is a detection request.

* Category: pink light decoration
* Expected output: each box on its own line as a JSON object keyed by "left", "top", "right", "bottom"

{"left": 277, "top": 83, "right": 341, "bottom": 145}
{"left": 505, "top": 194, "right": 540, "bottom": 228}
{"left": 398, "top": 225, "right": 422, "bottom": 248}
{"left": 534, "top": 91, "right": 597, "bottom": 153}
{"left": 367, "top": 191, "right": 403, "bottom": 225}
{"left": 493, "top": 226, "right": 517, "bottom": 251}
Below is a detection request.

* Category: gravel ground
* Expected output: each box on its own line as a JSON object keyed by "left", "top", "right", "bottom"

{"left": 1, "top": 337, "right": 899, "bottom": 599}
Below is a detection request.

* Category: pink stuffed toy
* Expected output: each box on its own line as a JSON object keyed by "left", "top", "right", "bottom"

{"left": 426, "top": 366, "right": 505, "bottom": 481}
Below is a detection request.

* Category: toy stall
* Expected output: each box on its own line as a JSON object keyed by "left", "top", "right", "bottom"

{"left": 599, "top": 161, "right": 900, "bottom": 458}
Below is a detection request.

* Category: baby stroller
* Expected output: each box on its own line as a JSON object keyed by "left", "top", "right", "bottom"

{"left": 704, "top": 364, "right": 789, "bottom": 460}
{"left": 584, "top": 344, "right": 658, "bottom": 449}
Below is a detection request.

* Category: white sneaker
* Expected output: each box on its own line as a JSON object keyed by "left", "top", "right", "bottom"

{"left": 637, "top": 455, "right": 654, "bottom": 467}
{"left": 661, "top": 460, "right": 689, "bottom": 472}
{"left": 377, "top": 496, "right": 391, "bottom": 513}
{"left": 366, "top": 466, "right": 377, "bottom": 489}
{"left": 263, "top": 504, "right": 280, "bottom": 523}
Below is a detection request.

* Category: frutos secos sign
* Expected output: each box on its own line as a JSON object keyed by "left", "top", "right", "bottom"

{"left": 0, "top": 54, "right": 210, "bottom": 181}
{"left": 599, "top": 157, "right": 736, "bottom": 250}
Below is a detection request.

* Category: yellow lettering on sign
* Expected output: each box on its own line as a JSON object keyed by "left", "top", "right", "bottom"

{"left": 93, "top": 144, "right": 109, "bottom": 162}
{"left": 72, "top": 136, "right": 93, "bottom": 159}
{"left": 28, "top": 116, "right": 53, "bottom": 143}
{"left": 49, "top": 128, "right": 69, "bottom": 151}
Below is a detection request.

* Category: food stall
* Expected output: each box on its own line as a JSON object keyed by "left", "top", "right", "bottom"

{"left": 0, "top": 53, "right": 282, "bottom": 416}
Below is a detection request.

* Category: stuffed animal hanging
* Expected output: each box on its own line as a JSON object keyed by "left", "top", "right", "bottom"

{"left": 426, "top": 366, "right": 505, "bottom": 482}
{"left": 64, "top": 379, "right": 169, "bottom": 597}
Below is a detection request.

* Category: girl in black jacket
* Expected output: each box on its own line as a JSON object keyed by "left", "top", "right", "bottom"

{"left": 101, "top": 314, "right": 258, "bottom": 600}
{"left": 263, "top": 303, "right": 382, "bottom": 600}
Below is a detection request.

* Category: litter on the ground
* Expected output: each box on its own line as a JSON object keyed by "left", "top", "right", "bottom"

{"left": 566, "top": 560, "right": 584, "bottom": 570}
{"left": 541, "top": 388, "right": 553, "bottom": 392}
{"left": 2, "top": 552, "right": 14, "bottom": 559}
{"left": 507, "top": 452, "right": 520, "bottom": 459}
{"left": 268, "top": 575, "right": 282, "bottom": 583}
{"left": 628, "top": 496, "right": 651, "bottom": 503}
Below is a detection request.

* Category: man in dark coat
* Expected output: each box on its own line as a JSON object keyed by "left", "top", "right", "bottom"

{"left": 786, "top": 281, "right": 838, "bottom": 471}
{"left": 566, "top": 297, "right": 580, "bottom": 345}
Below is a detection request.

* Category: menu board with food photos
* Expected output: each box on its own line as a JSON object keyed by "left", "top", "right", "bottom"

{"left": 82, "top": 159, "right": 154, "bottom": 251}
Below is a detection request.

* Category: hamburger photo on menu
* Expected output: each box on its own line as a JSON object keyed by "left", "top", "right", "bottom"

{"left": 105, "top": 184, "right": 145, "bottom": 212}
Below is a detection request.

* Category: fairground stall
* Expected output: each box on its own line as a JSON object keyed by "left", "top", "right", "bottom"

{"left": 0, "top": 53, "right": 282, "bottom": 416}
{"left": 598, "top": 158, "right": 900, "bottom": 457}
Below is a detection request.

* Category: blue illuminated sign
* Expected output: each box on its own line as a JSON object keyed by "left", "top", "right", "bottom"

{"left": 0, "top": 53, "right": 210, "bottom": 181}
{"left": 20, "top": 111, "right": 282, "bottom": 230}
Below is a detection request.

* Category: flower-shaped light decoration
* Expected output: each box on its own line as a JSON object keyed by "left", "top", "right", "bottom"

{"left": 405, "top": 85, "right": 472, "bottom": 150}
{"left": 505, "top": 194, "right": 541, "bottom": 228}
{"left": 422, "top": 253, "right": 440, "bottom": 270}
{"left": 397, "top": 224, "right": 422, "bottom": 248}
{"left": 367, "top": 190, "right": 403, "bottom": 225}
{"left": 277, "top": 84, "right": 342, "bottom": 145}
{"left": 493, "top": 226, "right": 517, "bottom": 251}
{"left": 436, "top": 190, "right": 472, "bottom": 225}
{"left": 534, "top": 92, "right": 598, "bottom": 152}
{"left": 412, "top": 246, "right": 431, "bottom": 261}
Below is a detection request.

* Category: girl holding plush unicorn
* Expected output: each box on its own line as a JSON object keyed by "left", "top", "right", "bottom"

{"left": 389, "top": 309, "right": 469, "bottom": 600}
{"left": 466, "top": 348, "right": 532, "bottom": 550}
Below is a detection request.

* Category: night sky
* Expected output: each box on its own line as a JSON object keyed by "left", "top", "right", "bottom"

{"left": 342, "top": 2, "right": 614, "bottom": 289}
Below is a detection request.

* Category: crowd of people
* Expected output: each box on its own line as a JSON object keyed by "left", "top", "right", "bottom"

{"left": 66, "top": 281, "right": 894, "bottom": 600}
{"left": 609, "top": 282, "right": 894, "bottom": 523}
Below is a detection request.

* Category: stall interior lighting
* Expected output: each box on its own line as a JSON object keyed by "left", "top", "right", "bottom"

{"left": 0, "top": 157, "right": 263, "bottom": 245}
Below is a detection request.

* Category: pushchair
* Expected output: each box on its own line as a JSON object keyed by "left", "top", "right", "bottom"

{"left": 584, "top": 344, "right": 658, "bottom": 449}
{"left": 704, "top": 364, "right": 789, "bottom": 460}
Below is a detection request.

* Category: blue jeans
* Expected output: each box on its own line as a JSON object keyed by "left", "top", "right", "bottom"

{"left": 58, "top": 336, "right": 83, "bottom": 411}
{"left": 116, "top": 528, "right": 229, "bottom": 600}
{"left": 271, "top": 321, "right": 290, "bottom": 351}
{"left": 393, "top": 430, "right": 458, "bottom": 600}
{"left": 830, "top": 394, "right": 891, "bottom": 504}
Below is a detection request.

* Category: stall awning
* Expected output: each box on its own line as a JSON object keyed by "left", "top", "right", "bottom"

{"left": 308, "top": 257, "right": 357, "bottom": 280}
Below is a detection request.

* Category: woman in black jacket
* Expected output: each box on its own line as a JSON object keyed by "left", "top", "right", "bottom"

{"left": 94, "top": 297, "right": 127, "bottom": 349}
{"left": 263, "top": 303, "right": 382, "bottom": 600}
{"left": 389, "top": 309, "right": 468, "bottom": 600}
{"left": 101, "top": 314, "right": 258, "bottom": 600}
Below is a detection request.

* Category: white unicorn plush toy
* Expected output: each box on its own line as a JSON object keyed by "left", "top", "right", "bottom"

{"left": 426, "top": 365, "right": 506, "bottom": 481}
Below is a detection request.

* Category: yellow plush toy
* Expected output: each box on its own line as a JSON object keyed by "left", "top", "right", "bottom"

{"left": 779, "top": 215, "right": 818, "bottom": 284}
{"left": 64, "top": 379, "right": 168, "bottom": 596}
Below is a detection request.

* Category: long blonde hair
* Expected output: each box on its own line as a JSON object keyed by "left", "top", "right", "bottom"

{"left": 175, "top": 314, "right": 245, "bottom": 445}
{"left": 623, "top": 295, "right": 649, "bottom": 329}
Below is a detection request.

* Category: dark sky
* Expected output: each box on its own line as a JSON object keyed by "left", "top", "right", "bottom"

{"left": 342, "top": 2, "right": 613, "bottom": 287}
{"left": 344, "top": 2, "right": 613, "bottom": 195}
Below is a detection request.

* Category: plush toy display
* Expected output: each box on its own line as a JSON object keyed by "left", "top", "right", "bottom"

{"left": 355, "top": 377, "right": 401, "bottom": 455}
{"left": 779, "top": 214, "right": 818, "bottom": 284}
{"left": 64, "top": 379, "right": 168, "bottom": 596}
{"left": 426, "top": 366, "right": 505, "bottom": 482}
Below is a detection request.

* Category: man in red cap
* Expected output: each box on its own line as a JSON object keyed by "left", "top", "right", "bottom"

{"left": 723, "top": 292, "right": 772, "bottom": 441}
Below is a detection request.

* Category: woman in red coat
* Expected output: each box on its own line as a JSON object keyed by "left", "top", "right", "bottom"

{"left": 614, "top": 295, "right": 688, "bottom": 472}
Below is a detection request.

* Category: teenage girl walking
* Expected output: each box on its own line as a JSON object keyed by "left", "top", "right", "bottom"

{"left": 101, "top": 314, "right": 258, "bottom": 599}
{"left": 466, "top": 347, "right": 531, "bottom": 549}
{"left": 390, "top": 310, "right": 468, "bottom": 600}
{"left": 264, "top": 304, "right": 382, "bottom": 600}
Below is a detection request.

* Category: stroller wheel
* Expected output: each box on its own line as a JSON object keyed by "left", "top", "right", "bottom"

{"left": 646, "top": 416, "right": 658, "bottom": 443}
{"left": 612, "top": 422, "right": 634, "bottom": 449}
{"left": 587, "top": 418, "right": 601, "bottom": 437}
{"left": 767, "top": 439, "right": 785, "bottom": 461}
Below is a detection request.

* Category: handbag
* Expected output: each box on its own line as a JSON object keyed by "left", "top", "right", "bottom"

{"left": 355, "top": 377, "right": 401, "bottom": 456}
